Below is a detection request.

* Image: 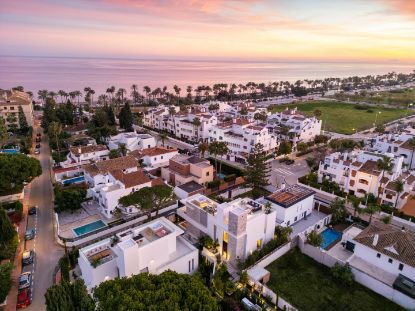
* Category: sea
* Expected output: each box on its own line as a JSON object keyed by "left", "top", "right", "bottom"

{"left": 0, "top": 56, "right": 414, "bottom": 95}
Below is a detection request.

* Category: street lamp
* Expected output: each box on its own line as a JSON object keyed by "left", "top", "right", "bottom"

{"left": 373, "top": 111, "right": 381, "bottom": 127}
{"left": 406, "top": 103, "right": 413, "bottom": 118}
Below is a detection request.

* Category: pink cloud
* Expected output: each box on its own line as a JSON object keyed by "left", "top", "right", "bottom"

{"left": 382, "top": 0, "right": 415, "bottom": 17}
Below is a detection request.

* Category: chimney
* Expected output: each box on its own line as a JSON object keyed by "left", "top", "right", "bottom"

{"left": 372, "top": 234, "right": 379, "bottom": 246}
{"left": 78, "top": 147, "right": 82, "bottom": 154}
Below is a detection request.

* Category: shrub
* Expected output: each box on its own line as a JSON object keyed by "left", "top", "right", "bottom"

{"left": 224, "top": 174, "right": 236, "bottom": 183}
{"left": 207, "top": 179, "right": 221, "bottom": 189}
{"left": 331, "top": 263, "right": 354, "bottom": 287}
{"left": 0, "top": 262, "right": 13, "bottom": 303}
{"left": 59, "top": 257, "right": 70, "bottom": 282}
{"left": 306, "top": 230, "right": 323, "bottom": 247}
{"left": 198, "top": 235, "right": 214, "bottom": 250}
{"left": 382, "top": 215, "right": 391, "bottom": 224}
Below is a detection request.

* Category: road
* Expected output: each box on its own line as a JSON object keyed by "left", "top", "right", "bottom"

{"left": 22, "top": 127, "right": 63, "bottom": 310}
{"left": 270, "top": 157, "right": 309, "bottom": 188}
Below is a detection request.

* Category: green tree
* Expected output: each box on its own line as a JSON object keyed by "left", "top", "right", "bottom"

{"left": 331, "top": 263, "right": 354, "bottom": 287}
{"left": 118, "top": 102, "right": 133, "bottom": 131}
{"left": 394, "top": 180, "right": 404, "bottom": 209}
{"left": 41, "top": 97, "right": 58, "bottom": 129}
{"left": 54, "top": 186, "right": 87, "bottom": 213}
{"left": 118, "top": 143, "right": 127, "bottom": 156}
{"left": 297, "top": 142, "right": 308, "bottom": 153}
{"left": 0, "top": 117, "right": 8, "bottom": 149}
{"left": 330, "top": 197, "right": 347, "bottom": 223}
{"left": 150, "top": 185, "right": 174, "bottom": 217}
{"left": 406, "top": 137, "right": 415, "bottom": 169}
{"left": 244, "top": 143, "right": 271, "bottom": 198}
{"left": 254, "top": 112, "right": 267, "bottom": 123}
{"left": 18, "top": 105, "right": 29, "bottom": 133}
{"left": 119, "top": 187, "right": 153, "bottom": 220}
{"left": 350, "top": 196, "right": 362, "bottom": 217}
{"left": 93, "top": 271, "right": 217, "bottom": 311}
{"left": 0, "top": 262, "right": 13, "bottom": 303}
{"left": 48, "top": 121, "right": 62, "bottom": 155}
{"left": 278, "top": 140, "right": 292, "bottom": 155}
{"left": 376, "top": 156, "right": 393, "bottom": 202}
{"left": 365, "top": 204, "right": 379, "bottom": 223}
{"left": 109, "top": 149, "right": 120, "bottom": 159}
{"left": 0, "top": 208, "right": 15, "bottom": 248}
{"left": 314, "top": 134, "right": 329, "bottom": 144}
{"left": 0, "top": 154, "right": 42, "bottom": 195}
{"left": 306, "top": 230, "right": 323, "bottom": 247}
{"left": 198, "top": 142, "right": 209, "bottom": 158}
{"left": 45, "top": 279, "right": 94, "bottom": 311}
{"left": 209, "top": 140, "right": 227, "bottom": 175}
{"left": 159, "top": 132, "right": 168, "bottom": 146}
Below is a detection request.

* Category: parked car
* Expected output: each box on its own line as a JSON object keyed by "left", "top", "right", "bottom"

{"left": 35, "top": 137, "right": 41, "bottom": 143}
{"left": 24, "top": 229, "right": 35, "bottom": 240}
{"left": 34, "top": 149, "right": 40, "bottom": 155}
{"left": 18, "top": 272, "right": 32, "bottom": 290}
{"left": 17, "top": 288, "right": 31, "bottom": 309}
{"left": 36, "top": 133, "right": 41, "bottom": 137}
{"left": 28, "top": 206, "right": 37, "bottom": 215}
{"left": 22, "top": 250, "right": 34, "bottom": 265}
{"left": 35, "top": 144, "right": 41, "bottom": 149}
{"left": 285, "top": 159, "right": 295, "bottom": 165}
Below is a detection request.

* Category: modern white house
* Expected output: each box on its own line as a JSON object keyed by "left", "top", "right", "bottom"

{"left": 78, "top": 217, "right": 199, "bottom": 289}
{"left": 258, "top": 184, "right": 316, "bottom": 227}
{"left": 130, "top": 147, "right": 179, "bottom": 171}
{"left": 178, "top": 194, "right": 276, "bottom": 263}
{"left": 209, "top": 118, "right": 278, "bottom": 163}
{"left": 318, "top": 150, "right": 415, "bottom": 208}
{"left": 267, "top": 107, "right": 322, "bottom": 145}
{"left": 60, "top": 145, "right": 110, "bottom": 168}
{"left": 108, "top": 132, "right": 156, "bottom": 153}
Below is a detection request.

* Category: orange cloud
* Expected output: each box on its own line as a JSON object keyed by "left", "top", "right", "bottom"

{"left": 382, "top": 0, "right": 415, "bottom": 17}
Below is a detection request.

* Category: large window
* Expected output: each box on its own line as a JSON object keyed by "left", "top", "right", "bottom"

{"left": 359, "top": 179, "right": 369, "bottom": 185}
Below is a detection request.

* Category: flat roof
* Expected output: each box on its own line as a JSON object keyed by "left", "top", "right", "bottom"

{"left": 266, "top": 184, "right": 315, "bottom": 208}
{"left": 177, "top": 181, "right": 205, "bottom": 193}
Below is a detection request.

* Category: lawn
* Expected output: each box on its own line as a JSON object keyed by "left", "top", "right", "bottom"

{"left": 268, "top": 100, "right": 415, "bottom": 134}
{"left": 265, "top": 248, "right": 404, "bottom": 311}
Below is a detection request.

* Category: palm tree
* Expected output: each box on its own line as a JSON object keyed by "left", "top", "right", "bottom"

{"left": 406, "top": 137, "right": 415, "bottom": 170}
{"left": 48, "top": 91, "right": 57, "bottom": 101}
{"left": 198, "top": 142, "right": 209, "bottom": 158}
{"left": 350, "top": 196, "right": 362, "bottom": 217}
{"left": 376, "top": 156, "right": 393, "bottom": 202}
{"left": 58, "top": 90, "right": 67, "bottom": 104}
{"left": 37, "top": 89, "right": 49, "bottom": 104}
{"left": 394, "top": 180, "right": 405, "bottom": 209}
{"left": 107, "top": 86, "right": 116, "bottom": 103}
{"left": 365, "top": 204, "right": 379, "bottom": 224}
{"left": 192, "top": 117, "right": 202, "bottom": 141}
{"left": 173, "top": 85, "right": 181, "bottom": 105}
{"left": 168, "top": 106, "right": 176, "bottom": 116}
{"left": 73, "top": 90, "right": 82, "bottom": 106}
{"left": 217, "top": 142, "right": 229, "bottom": 176}
{"left": 209, "top": 141, "right": 220, "bottom": 174}
{"left": 143, "top": 86, "right": 151, "bottom": 104}
{"left": 131, "top": 84, "right": 139, "bottom": 105}
{"left": 159, "top": 132, "right": 168, "bottom": 147}
{"left": 48, "top": 121, "right": 62, "bottom": 156}
{"left": 118, "top": 143, "right": 127, "bottom": 156}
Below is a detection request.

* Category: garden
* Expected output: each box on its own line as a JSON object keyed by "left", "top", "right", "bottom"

{"left": 265, "top": 248, "right": 404, "bottom": 311}
{"left": 268, "top": 100, "right": 414, "bottom": 134}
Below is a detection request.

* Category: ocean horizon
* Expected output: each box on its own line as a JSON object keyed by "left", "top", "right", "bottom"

{"left": 0, "top": 56, "right": 414, "bottom": 95}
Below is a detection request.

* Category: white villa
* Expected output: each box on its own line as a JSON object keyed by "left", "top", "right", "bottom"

{"left": 268, "top": 107, "right": 321, "bottom": 144}
{"left": 178, "top": 194, "right": 276, "bottom": 263}
{"left": 78, "top": 217, "right": 199, "bottom": 289}
{"left": 318, "top": 150, "right": 415, "bottom": 208}
{"left": 257, "top": 184, "right": 316, "bottom": 227}
{"left": 130, "top": 147, "right": 179, "bottom": 171}
{"left": 108, "top": 132, "right": 156, "bottom": 153}
{"left": 209, "top": 118, "right": 278, "bottom": 163}
{"left": 60, "top": 145, "right": 110, "bottom": 168}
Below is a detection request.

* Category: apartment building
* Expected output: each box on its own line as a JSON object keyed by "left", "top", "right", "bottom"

{"left": 258, "top": 184, "right": 315, "bottom": 227}
{"left": 60, "top": 145, "right": 110, "bottom": 168}
{"left": 178, "top": 194, "right": 276, "bottom": 263}
{"left": 370, "top": 131, "right": 415, "bottom": 169}
{"left": 318, "top": 150, "right": 415, "bottom": 208}
{"left": 268, "top": 107, "right": 321, "bottom": 144}
{"left": 209, "top": 118, "right": 278, "bottom": 163}
{"left": 0, "top": 89, "right": 34, "bottom": 129}
{"left": 108, "top": 132, "right": 156, "bottom": 153}
{"left": 130, "top": 147, "right": 179, "bottom": 170}
{"left": 78, "top": 217, "right": 198, "bottom": 289}
{"left": 161, "top": 154, "right": 214, "bottom": 186}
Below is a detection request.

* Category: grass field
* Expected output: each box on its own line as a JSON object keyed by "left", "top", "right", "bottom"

{"left": 331, "top": 88, "right": 415, "bottom": 106}
{"left": 266, "top": 249, "right": 404, "bottom": 311}
{"left": 268, "top": 100, "right": 415, "bottom": 134}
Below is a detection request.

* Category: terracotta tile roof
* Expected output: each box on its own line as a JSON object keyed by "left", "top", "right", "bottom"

{"left": 0, "top": 89, "right": 31, "bottom": 106}
{"left": 353, "top": 222, "right": 415, "bottom": 268}
{"left": 406, "top": 175, "right": 415, "bottom": 185}
{"left": 70, "top": 145, "right": 108, "bottom": 157}
{"left": 234, "top": 118, "right": 250, "bottom": 126}
{"left": 110, "top": 169, "right": 151, "bottom": 188}
{"left": 400, "top": 138, "right": 415, "bottom": 151}
{"left": 351, "top": 161, "right": 363, "bottom": 167}
{"left": 380, "top": 176, "right": 389, "bottom": 184}
{"left": 358, "top": 160, "right": 382, "bottom": 176}
{"left": 130, "top": 147, "right": 177, "bottom": 159}
{"left": 64, "top": 123, "right": 88, "bottom": 133}
{"left": 151, "top": 178, "right": 165, "bottom": 186}
{"left": 83, "top": 156, "right": 137, "bottom": 176}
{"left": 247, "top": 125, "right": 265, "bottom": 131}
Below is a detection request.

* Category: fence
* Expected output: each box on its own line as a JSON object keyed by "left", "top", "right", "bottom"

{"left": 298, "top": 235, "right": 342, "bottom": 268}
{"left": 254, "top": 242, "right": 292, "bottom": 268}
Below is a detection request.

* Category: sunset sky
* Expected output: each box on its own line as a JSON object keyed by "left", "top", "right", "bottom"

{"left": 1, "top": 0, "right": 415, "bottom": 62}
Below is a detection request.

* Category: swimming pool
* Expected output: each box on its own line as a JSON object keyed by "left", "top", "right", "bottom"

{"left": 62, "top": 176, "right": 85, "bottom": 185}
{"left": 217, "top": 173, "right": 225, "bottom": 179}
{"left": 0, "top": 149, "right": 19, "bottom": 154}
{"left": 73, "top": 220, "right": 107, "bottom": 237}
{"left": 320, "top": 228, "right": 342, "bottom": 250}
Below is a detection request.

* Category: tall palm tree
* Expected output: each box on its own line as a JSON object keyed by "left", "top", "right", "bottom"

{"left": 406, "top": 137, "right": 415, "bottom": 170}
{"left": 131, "top": 84, "right": 139, "bottom": 105}
{"left": 173, "top": 85, "right": 181, "bottom": 105}
{"left": 376, "top": 156, "right": 393, "bottom": 202}
{"left": 394, "top": 180, "right": 405, "bottom": 209}
{"left": 192, "top": 117, "right": 202, "bottom": 141}
{"left": 37, "top": 90, "right": 49, "bottom": 105}
{"left": 48, "top": 91, "right": 57, "bottom": 101}
{"left": 143, "top": 86, "right": 151, "bottom": 104}
{"left": 159, "top": 132, "right": 168, "bottom": 147}
{"left": 107, "top": 86, "right": 116, "bottom": 103}
{"left": 216, "top": 142, "right": 229, "bottom": 176}
{"left": 198, "top": 142, "right": 209, "bottom": 158}
{"left": 365, "top": 204, "right": 379, "bottom": 224}
{"left": 58, "top": 90, "right": 67, "bottom": 104}
{"left": 118, "top": 143, "right": 127, "bottom": 156}
{"left": 350, "top": 196, "right": 362, "bottom": 217}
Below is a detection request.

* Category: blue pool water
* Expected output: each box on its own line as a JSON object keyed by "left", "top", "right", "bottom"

{"left": 73, "top": 220, "right": 107, "bottom": 237}
{"left": 1, "top": 149, "right": 19, "bottom": 154}
{"left": 62, "top": 176, "right": 85, "bottom": 185}
{"left": 217, "top": 173, "right": 225, "bottom": 179}
{"left": 320, "top": 228, "right": 342, "bottom": 250}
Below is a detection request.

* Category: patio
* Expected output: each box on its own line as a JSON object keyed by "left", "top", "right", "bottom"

{"left": 290, "top": 210, "right": 329, "bottom": 237}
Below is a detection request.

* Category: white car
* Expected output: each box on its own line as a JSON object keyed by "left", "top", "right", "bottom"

{"left": 34, "top": 149, "right": 40, "bottom": 155}
{"left": 18, "top": 272, "right": 32, "bottom": 290}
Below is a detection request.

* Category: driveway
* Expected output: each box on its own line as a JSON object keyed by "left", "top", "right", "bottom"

{"left": 23, "top": 127, "right": 64, "bottom": 310}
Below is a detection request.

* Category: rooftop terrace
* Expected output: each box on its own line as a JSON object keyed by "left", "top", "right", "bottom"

{"left": 266, "top": 184, "right": 315, "bottom": 208}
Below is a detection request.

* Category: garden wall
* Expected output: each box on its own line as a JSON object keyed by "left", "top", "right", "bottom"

{"left": 0, "top": 191, "right": 23, "bottom": 204}
{"left": 254, "top": 242, "right": 292, "bottom": 268}
{"left": 298, "top": 236, "right": 341, "bottom": 268}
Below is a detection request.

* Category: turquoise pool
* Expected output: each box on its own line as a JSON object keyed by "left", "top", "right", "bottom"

{"left": 73, "top": 220, "right": 107, "bottom": 237}
{"left": 62, "top": 176, "right": 85, "bottom": 185}
{"left": 1, "top": 149, "right": 19, "bottom": 154}
{"left": 320, "top": 228, "right": 342, "bottom": 250}
{"left": 217, "top": 173, "right": 225, "bottom": 179}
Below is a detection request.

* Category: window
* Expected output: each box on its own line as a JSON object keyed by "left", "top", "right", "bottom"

{"left": 257, "top": 239, "right": 262, "bottom": 249}
{"left": 399, "top": 263, "right": 404, "bottom": 271}
{"left": 376, "top": 253, "right": 381, "bottom": 258}
{"left": 188, "top": 260, "right": 191, "bottom": 273}
{"left": 294, "top": 216, "right": 297, "bottom": 222}
{"left": 206, "top": 172, "right": 210, "bottom": 176}
{"left": 161, "top": 156, "right": 163, "bottom": 159}
{"left": 10, "top": 107, "right": 14, "bottom": 110}
{"left": 154, "top": 157, "right": 156, "bottom": 161}
{"left": 192, "top": 258, "right": 194, "bottom": 271}
{"left": 287, "top": 221, "right": 290, "bottom": 226}
{"left": 388, "top": 258, "right": 393, "bottom": 264}
{"left": 358, "top": 179, "right": 369, "bottom": 185}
